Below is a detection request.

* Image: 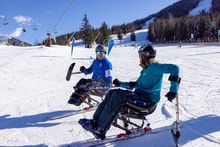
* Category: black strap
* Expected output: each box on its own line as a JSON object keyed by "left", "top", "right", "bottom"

{"left": 169, "top": 75, "right": 181, "bottom": 84}
{"left": 129, "top": 81, "right": 136, "bottom": 88}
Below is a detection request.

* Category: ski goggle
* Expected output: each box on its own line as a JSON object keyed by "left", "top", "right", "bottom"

{"left": 96, "top": 51, "right": 106, "bottom": 55}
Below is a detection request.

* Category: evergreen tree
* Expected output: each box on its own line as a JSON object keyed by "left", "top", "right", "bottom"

{"left": 166, "top": 14, "right": 176, "bottom": 42}
{"left": 174, "top": 20, "right": 181, "bottom": 41}
{"left": 179, "top": 17, "right": 188, "bottom": 41}
{"left": 111, "top": 25, "right": 118, "bottom": 34}
{"left": 126, "top": 23, "right": 137, "bottom": 33}
{"left": 186, "top": 18, "right": 194, "bottom": 42}
{"left": 74, "top": 32, "right": 80, "bottom": 40}
{"left": 130, "top": 32, "right": 136, "bottom": 42}
{"left": 197, "top": 15, "right": 207, "bottom": 41}
{"left": 98, "top": 22, "right": 110, "bottom": 46}
{"left": 122, "top": 23, "right": 127, "bottom": 35}
{"left": 80, "top": 14, "right": 94, "bottom": 48}
{"left": 148, "top": 23, "right": 156, "bottom": 42}
{"left": 158, "top": 19, "right": 166, "bottom": 42}
{"left": 117, "top": 31, "right": 123, "bottom": 44}
{"left": 212, "top": 0, "right": 220, "bottom": 12}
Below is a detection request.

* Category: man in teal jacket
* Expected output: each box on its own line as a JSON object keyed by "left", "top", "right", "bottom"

{"left": 79, "top": 45, "right": 180, "bottom": 139}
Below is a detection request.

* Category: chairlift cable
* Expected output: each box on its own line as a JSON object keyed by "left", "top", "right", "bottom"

{"left": 44, "top": 0, "right": 74, "bottom": 46}
{"left": 49, "top": 0, "right": 74, "bottom": 35}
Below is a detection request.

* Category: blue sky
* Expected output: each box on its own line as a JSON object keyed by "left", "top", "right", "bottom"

{"left": 0, "top": 0, "right": 178, "bottom": 45}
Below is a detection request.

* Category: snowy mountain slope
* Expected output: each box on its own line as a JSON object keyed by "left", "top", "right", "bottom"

{"left": 132, "top": 0, "right": 219, "bottom": 30}
{"left": 0, "top": 44, "right": 220, "bottom": 146}
{"left": 110, "top": 29, "right": 150, "bottom": 47}
{"left": 189, "top": 0, "right": 212, "bottom": 15}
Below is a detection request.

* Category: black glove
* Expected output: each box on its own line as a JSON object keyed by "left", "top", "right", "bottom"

{"left": 165, "top": 92, "right": 177, "bottom": 102}
{"left": 113, "top": 78, "right": 120, "bottom": 86}
{"left": 80, "top": 66, "right": 86, "bottom": 72}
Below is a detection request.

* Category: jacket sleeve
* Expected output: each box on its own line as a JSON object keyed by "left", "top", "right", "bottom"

{"left": 104, "top": 59, "right": 113, "bottom": 84}
{"left": 120, "top": 81, "right": 137, "bottom": 89}
{"left": 160, "top": 64, "right": 180, "bottom": 93}
{"left": 105, "top": 69, "right": 112, "bottom": 83}
{"left": 83, "top": 62, "right": 94, "bottom": 75}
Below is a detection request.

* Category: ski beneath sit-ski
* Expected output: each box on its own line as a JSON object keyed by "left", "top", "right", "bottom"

{"left": 76, "top": 125, "right": 183, "bottom": 147}
{"left": 78, "top": 127, "right": 151, "bottom": 147}
{"left": 48, "top": 106, "right": 97, "bottom": 120}
{"left": 77, "top": 127, "right": 176, "bottom": 147}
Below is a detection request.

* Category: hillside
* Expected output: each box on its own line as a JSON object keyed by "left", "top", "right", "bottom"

{"left": 133, "top": 0, "right": 218, "bottom": 28}
{"left": 54, "top": 0, "right": 220, "bottom": 45}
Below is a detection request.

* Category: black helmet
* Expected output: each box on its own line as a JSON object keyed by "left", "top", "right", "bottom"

{"left": 95, "top": 44, "right": 107, "bottom": 54}
{"left": 138, "top": 45, "right": 156, "bottom": 59}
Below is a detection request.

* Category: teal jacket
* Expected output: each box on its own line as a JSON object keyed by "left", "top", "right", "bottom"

{"left": 120, "top": 62, "right": 180, "bottom": 103}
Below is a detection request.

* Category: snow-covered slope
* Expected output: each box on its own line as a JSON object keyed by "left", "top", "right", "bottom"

{"left": 142, "top": 18, "right": 155, "bottom": 29}
{"left": 189, "top": 0, "right": 212, "bottom": 15}
{"left": 110, "top": 29, "right": 150, "bottom": 47}
{"left": 0, "top": 44, "right": 220, "bottom": 146}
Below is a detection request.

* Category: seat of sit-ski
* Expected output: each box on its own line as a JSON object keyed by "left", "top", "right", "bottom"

{"left": 88, "top": 89, "right": 105, "bottom": 97}
{"left": 123, "top": 98, "right": 157, "bottom": 116}
{"left": 73, "top": 85, "right": 104, "bottom": 97}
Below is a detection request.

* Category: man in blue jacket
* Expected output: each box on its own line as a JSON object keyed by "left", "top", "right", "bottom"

{"left": 68, "top": 44, "right": 112, "bottom": 106}
{"left": 79, "top": 45, "right": 180, "bottom": 139}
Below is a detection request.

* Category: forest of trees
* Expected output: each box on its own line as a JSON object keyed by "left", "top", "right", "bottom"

{"left": 49, "top": 14, "right": 139, "bottom": 48}
{"left": 43, "top": 0, "right": 220, "bottom": 47}
{"left": 52, "top": 12, "right": 220, "bottom": 47}
{"left": 148, "top": 12, "right": 220, "bottom": 43}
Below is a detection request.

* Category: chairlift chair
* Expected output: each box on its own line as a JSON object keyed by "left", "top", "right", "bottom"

{"left": 33, "top": 26, "right": 38, "bottom": 31}
{"left": 3, "top": 21, "right": 8, "bottom": 25}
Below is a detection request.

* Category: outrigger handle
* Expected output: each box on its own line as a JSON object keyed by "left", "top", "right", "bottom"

{"left": 171, "top": 78, "right": 181, "bottom": 147}
{"left": 72, "top": 71, "right": 83, "bottom": 74}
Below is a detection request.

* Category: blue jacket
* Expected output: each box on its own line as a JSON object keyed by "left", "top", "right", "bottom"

{"left": 120, "top": 62, "right": 180, "bottom": 103}
{"left": 83, "top": 57, "right": 112, "bottom": 84}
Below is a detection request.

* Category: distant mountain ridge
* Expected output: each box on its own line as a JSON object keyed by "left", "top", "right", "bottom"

{"left": 133, "top": 0, "right": 220, "bottom": 29}
{"left": 53, "top": 0, "right": 220, "bottom": 46}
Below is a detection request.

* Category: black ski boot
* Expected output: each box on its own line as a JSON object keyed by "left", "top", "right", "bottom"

{"left": 78, "top": 118, "right": 106, "bottom": 140}
{"left": 68, "top": 88, "right": 86, "bottom": 106}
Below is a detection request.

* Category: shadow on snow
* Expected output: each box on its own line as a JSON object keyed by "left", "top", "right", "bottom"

{"left": 0, "top": 110, "right": 77, "bottom": 130}
{"left": 62, "top": 115, "right": 220, "bottom": 147}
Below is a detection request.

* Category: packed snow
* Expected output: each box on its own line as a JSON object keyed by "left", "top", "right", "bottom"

{"left": 142, "top": 18, "right": 155, "bottom": 29}
{"left": 0, "top": 42, "right": 220, "bottom": 146}
{"left": 189, "top": 0, "right": 212, "bottom": 15}
{"left": 110, "top": 29, "right": 150, "bottom": 47}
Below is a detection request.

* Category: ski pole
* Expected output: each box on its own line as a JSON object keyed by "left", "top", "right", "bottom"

{"left": 170, "top": 76, "right": 181, "bottom": 147}
{"left": 175, "top": 93, "right": 180, "bottom": 138}
{"left": 171, "top": 93, "right": 180, "bottom": 147}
